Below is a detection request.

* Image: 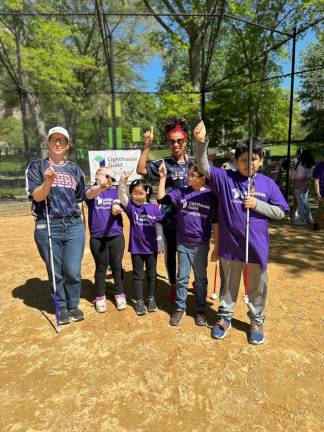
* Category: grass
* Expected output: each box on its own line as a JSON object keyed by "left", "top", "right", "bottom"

{"left": 0, "top": 187, "right": 26, "bottom": 198}
{"left": 0, "top": 160, "right": 26, "bottom": 173}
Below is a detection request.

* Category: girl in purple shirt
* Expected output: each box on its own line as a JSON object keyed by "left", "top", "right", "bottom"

{"left": 118, "top": 170, "right": 165, "bottom": 316}
{"left": 86, "top": 167, "right": 126, "bottom": 313}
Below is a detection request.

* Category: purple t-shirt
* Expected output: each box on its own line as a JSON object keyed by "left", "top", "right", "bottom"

{"left": 86, "top": 188, "right": 123, "bottom": 238}
{"left": 209, "top": 167, "right": 289, "bottom": 269}
{"left": 167, "top": 187, "right": 218, "bottom": 245}
{"left": 124, "top": 200, "right": 163, "bottom": 254}
{"left": 313, "top": 161, "right": 324, "bottom": 197}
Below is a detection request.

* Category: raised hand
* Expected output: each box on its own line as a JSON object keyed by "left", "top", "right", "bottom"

{"left": 143, "top": 125, "right": 154, "bottom": 150}
{"left": 97, "top": 175, "right": 109, "bottom": 190}
{"left": 121, "top": 168, "right": 133, "bottom": 180}
{"left": 158, "top": 161, "right": 167, "bottom": 178}
{"left": 44, "top": 160, "right": 57, "bottom": 184}
{"left": 193, "top": 120, "right": 206, "bottom": 143}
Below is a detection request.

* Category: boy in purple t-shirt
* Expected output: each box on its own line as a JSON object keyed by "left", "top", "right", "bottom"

{"left": 118, "top": 170, "right": 165, "bottom": 316}
{"left": 194, "top": 121, "right": 289, "bottom": 345}
{"left": 86, "top": 167, "right": 126, "bottom": 313}
{"left": 158, "top": 162, "right": 219, "bottom": 327}
{"left": 313, "top": 156, "right": 324, "bottom": 231}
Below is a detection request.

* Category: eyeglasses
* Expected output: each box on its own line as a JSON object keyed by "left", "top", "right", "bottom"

{"left": 188, "top": 174, "right": 203, "bottom": 179}
{"left": 166, "top": 138, "right": 186, "bottom": 146}
{"left": 49, "top": 138, "right": 68, "bottom": 145}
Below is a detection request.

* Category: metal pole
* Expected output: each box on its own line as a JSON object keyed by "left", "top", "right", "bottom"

{"left": 16, "top": 23, "right": 30, "bottom": 162}
{"left": 108, "top": 34, "right": 117, "bottom": 150}
{"left": 285, "top": 27, "right": 296, "bottom": 199}
{"left": 94, "top": 0, "right": 117, "bottom": 149}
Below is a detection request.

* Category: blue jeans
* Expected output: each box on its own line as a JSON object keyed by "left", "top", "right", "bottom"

{"left": 176, "top": 243, "right": 209, "bottom": 312}
{"left": 294, "top": 187, "right": 312, "bottom": 221}
{"left": 34, "top": 216, "right": 85, "bottom": 309}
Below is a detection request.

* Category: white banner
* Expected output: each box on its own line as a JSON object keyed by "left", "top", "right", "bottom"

{"left": 88, "top": 150, "right": 142, "bottom": 184}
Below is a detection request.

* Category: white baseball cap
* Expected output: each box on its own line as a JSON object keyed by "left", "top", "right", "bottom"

{"left": 208, "top": 148, "right": 216, "bottom": 156}
{"left": 229, "top": 149, "right": 236, "bottom": 155}
{"left": 48, "top": 126, "right": 70, "bottom": 142}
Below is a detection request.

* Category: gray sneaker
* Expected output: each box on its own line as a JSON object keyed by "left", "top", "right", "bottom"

{"left": 135, "top": 299, "right": 146, "bottom": 315}
{"left": 58, "top": 308, "right": 71, "bottom": 325}
{"left": 170, "top": 309, "right": 186, "bottom": 326}
{"left": 195, "top": 312, "right": 207, "bottom": 326}
{"left": 69, "top": 307, "right": 85, "bottom": 322}
{"left": 147, "top": 296, "right": 157, "bottom": 312}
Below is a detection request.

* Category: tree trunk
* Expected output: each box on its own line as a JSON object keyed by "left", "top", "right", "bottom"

{"left": 189, "top": 32, "right": 203, "bottom": 91}
{"left": 26, "top": 92, "right": 47, "bottom": 158}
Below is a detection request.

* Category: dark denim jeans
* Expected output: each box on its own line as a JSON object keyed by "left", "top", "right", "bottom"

{"left": 176, "top": 242, "right": 209, "bottom": 312}
{"left": 34, "top": 216, "right": 85, "bottom": 309}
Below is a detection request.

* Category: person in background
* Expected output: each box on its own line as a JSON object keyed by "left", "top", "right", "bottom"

{"left": 222, "top": 148, "right": 237, "bottom": 171}
{"left": 85, "top": 166, "right": 126, "bottom": 313}
{"left": 290, "top": 149, "right": 315, "bottom": 225}
{"left": 136, "top": 117, "right": 194, "bottom": 302}
{"left": 25, "top": 126, "right": 85, "bottom": 325}
{"left": 312, "top": 154, "right": 324, "bottom": 231}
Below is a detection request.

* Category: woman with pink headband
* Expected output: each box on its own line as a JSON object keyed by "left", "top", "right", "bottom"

{"left": 137, "top": 116, "right": 194, "bottom": 302}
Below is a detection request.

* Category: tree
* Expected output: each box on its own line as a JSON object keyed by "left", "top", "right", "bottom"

{"left": 299, "top": 31, "right": 324, "bottom": 140}
{"left": 142, "top": 0, "right": 227, "bottom": 92}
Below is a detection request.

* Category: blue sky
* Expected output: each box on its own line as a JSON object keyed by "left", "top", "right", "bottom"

{"left": 138, "top": 28, "right": 317, "bottom": 92}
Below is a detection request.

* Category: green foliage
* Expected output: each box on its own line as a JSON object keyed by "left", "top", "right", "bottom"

{"left": 299, "top": 31, "right": 324, "bottom": 140}
{"left": 0, "top": 117, "right": 23, "bottom": 148}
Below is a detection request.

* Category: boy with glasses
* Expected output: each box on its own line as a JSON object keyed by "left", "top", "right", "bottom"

{"left": 157, "top": 162, "right": 218, "bottom": 327}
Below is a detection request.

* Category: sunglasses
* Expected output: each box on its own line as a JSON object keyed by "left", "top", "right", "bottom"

{"left": 105, "top": 174, "right": 116, "bottom": 182}
{"left": 166, "top": 138, "right": 186, "bottom": 146}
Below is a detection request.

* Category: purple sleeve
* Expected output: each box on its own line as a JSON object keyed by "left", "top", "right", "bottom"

{"left": 166, "top": 188, "right": 182, "bottom": 207}
{"left": 313, "top": 163, "right": 323, "bottom": 179}
{"left": 268, "top": 181, "right": 289, "bottom": 211}
{"left": 208, "top": 166, "right": 225, "bottom": 194}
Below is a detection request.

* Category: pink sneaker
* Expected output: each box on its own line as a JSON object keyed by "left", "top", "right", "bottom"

{"left": 115, "top": 293, "right": 127, "bottom": 311}
{"left": 94, "top": 296, "right": 107, "bottom": 313}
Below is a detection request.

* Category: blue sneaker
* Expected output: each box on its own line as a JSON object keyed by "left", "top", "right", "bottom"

{"left": 249, "top": 324, "right": 265, "bottom": 345}
{"left": 211, "top": 318, "right": 231, "bottom": 339}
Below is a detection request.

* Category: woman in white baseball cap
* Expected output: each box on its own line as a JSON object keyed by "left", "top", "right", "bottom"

{"left": 25, "top": 126, "right": 86, "bottom": 326}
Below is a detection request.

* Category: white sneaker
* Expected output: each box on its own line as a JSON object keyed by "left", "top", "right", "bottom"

{"left": 95, "top": 296, "right": 107, "bottom": 313}
{"left": 115, "top": 293, "right": 127, "bottom": 311}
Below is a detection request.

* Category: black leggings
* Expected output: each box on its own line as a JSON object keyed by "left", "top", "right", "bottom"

{"left": 163, "top": 226, "right": 177, "bottom": 284}
{"left": 131, "top": 254, "right": 157, "bottom": 300}
{"left": 90, "top": 234, "right": 125, "bottom": 297}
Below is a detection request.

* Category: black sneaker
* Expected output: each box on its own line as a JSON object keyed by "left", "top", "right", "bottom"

{"left": 69, "top": 307, "right": 85, "bottom": 322}
{"left": 313, "top": 223, "right": 320, "bottom": 231}
{"left": 58, "top": 308, "right": 71, "bottom": 325}
{"left": 135, "top": 299, "right": 146, "bottom": 315}
{"left": 147, "top": 296, "right": 157, "bottom": 312}
{"left": 170, "top": 309, "right": 186, "bottom": 326}
{"left": 195, "top": 312, "right": 207, "bottom": 326}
